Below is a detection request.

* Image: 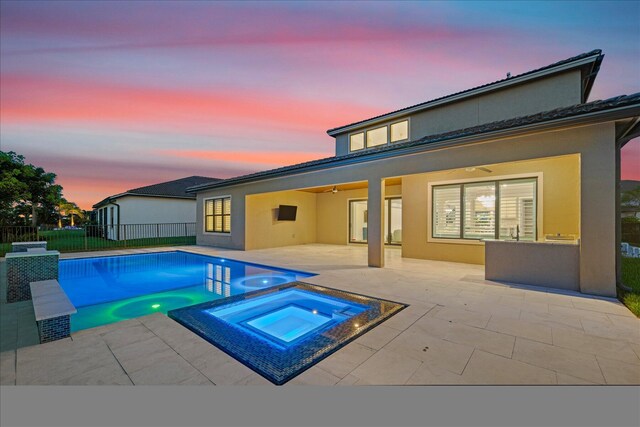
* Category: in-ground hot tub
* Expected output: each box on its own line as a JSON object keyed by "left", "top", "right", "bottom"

{"left": 169, "top": 282, "right": 406, "bottom": 384}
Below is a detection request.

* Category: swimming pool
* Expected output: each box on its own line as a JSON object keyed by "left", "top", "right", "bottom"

{"left": 170, "top": 282, "right": 406, "bottom": 384}
{"left": 58, "top": 251, "right": 314, "bottom": 331}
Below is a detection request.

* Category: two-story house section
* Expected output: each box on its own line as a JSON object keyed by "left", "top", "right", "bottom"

{"left": 187, "top": 50, "right": 640, "bottom": 297}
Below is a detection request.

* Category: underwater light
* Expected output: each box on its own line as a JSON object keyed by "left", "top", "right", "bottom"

{"left": 312, "top": 310, "right": 318, "bottom": 314}
{"left": 262, "top": 280, "right": 269, "bottom": 284}
{"left": 151, "top": 304, "right": 160, "bottom": 309}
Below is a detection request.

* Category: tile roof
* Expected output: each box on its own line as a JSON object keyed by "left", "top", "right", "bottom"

{"left": 188, "top": 92, "right": 640, "bottom": 193}
{"left": 327, "top": 49, "right": 603, "bottom": 135}
{"left": 94, "top": 175, "right": 220, "bottom": 207}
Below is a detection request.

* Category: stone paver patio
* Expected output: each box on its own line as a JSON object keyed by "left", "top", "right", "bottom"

{"left": 1, "top": 244, "right": 639, "bottom": 385}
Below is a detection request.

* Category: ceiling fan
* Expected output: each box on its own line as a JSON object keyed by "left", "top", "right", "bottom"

{"left": 447, "top": 166, "right": 493, "bottom": 174}
{"left": 323, "top": 185, "right": 339, "bottom": 194}
{"left": 465, "top": 166, "right": 492, "bottom": 173}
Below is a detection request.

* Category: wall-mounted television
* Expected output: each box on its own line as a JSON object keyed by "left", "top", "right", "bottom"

{"left": 277, "top": 205, "right": 297, "bottom": 221}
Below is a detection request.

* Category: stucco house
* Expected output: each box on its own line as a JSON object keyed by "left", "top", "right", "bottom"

{"left": 187, "top": 50, "right": 639, "bottom": 297}
{"left": 93, "top": 175, "right": 219, "bottom": 239}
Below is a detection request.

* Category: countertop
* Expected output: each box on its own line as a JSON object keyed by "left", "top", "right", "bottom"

{"left": 482, "top": 239, "right": 579, "bottom": 246}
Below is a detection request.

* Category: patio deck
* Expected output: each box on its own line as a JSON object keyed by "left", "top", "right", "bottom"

{"left": 1, "top": 244, "right": 639, "bottom": 385}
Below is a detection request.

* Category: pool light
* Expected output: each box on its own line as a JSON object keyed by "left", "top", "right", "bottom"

{"left": 151, "top": 304, "right": 161, "bottom": 309}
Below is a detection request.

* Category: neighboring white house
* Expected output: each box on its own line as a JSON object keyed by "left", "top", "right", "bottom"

{"left": 93, "top": 176, "right": 219, "bottom": 240}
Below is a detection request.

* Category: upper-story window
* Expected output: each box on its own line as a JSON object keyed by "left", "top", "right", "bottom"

{"left": 349, "top": 119, "right": 409, "bottom": 152}
{"left": 349, "top": 132, "right": 365, "bottom": 151}
{"left": 390, "top": 120, "right": 408, "bottom": 142}
{"left": 366, "top": 126, "right": 387, "bottom": 147}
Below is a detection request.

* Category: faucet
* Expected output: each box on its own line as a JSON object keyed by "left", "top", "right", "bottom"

{"left": 510, "top": 225, "right": 520, "bottom": 241}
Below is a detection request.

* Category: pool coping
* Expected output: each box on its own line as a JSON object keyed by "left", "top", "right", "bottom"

{"left": 169, "top": 281, "right": 408, "bottom": 385}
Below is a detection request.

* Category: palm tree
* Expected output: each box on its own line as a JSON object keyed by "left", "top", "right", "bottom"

{"left": 57, "top": 199, "right": 83, "bottom": 228}
{"left": 66, "top": 202, "right": 83, "bottom": 227}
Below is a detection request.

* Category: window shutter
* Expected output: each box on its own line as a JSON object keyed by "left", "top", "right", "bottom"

{"left": 499, "top": 179, "right": 536, "bottom": 240}
{"left": 433, "top": 185, "right": 461, "bottom": 238}
{"left": 463, "top": 183, "right": 496, "bottom": 239}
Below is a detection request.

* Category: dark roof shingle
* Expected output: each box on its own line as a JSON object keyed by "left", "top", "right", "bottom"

{"left": 94, "top": 175, "right": 220, "bottom": 207}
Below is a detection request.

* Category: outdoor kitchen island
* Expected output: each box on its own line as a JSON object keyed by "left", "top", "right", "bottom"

{"left": 484, "top": 239, "right": 580, "bottom": 291}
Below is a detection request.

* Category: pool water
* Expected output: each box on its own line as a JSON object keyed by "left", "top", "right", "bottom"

{"left": 207, "top": 289, "right": 367, "bottom": 348}
{"left": 58, "top": 251, "right": 314, "bottom": 331}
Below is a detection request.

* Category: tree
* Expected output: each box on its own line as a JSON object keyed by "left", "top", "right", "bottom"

{"left": 0, "top": 150, "right": 81, "bottom": 227}
{"left": 0, "top": 151, "right": 29, "bottom": 225}
{"left": 56, "top": 198, "right": 83, "bottom": 228}
{"left": 21, "top": 163, "right": 57, "bottom": 227}
{"left": 622, "top": 186, "right": 640, "bottom": 208}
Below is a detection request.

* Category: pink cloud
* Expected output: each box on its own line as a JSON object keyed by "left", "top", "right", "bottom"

{"left": 0, "top": 73, "right": 383, "bottom": 134}
{"left": 160, "top": 149, "right": 329, "bottom": 167}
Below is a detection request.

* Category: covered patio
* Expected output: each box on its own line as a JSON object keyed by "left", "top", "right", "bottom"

{"left": 2, "top": 244, "right": 638, "bottom": 385}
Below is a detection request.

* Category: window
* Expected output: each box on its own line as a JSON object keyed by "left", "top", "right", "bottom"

{"left": 348, "top": 120, "right": 409, "bottom": 152}
{"left": 498, "top": 179, "right": 536, "bottom": 240}
{"left": 433, "top": 185, "right": 461, "bottom": 238}
{"left": 366, "top": 126, "right": 387, "bottom": 148}
{"left": 350, "top": 132, "right": 365, "bottom": 151}
{"left": 205, "top": 197, "right": 231, "bottom": 233}
{"left": 390, "top": 121, "right": 408, "bottom": 142}
{"left": 463, "top": 182, "right": 495, "bottom": 239}
{"left": 432, "top": 178, "right": 537, "bottom": 241}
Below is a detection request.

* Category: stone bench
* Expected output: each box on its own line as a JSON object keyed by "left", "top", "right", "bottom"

{"left": 12, "top": 241, "right": 47, "bottom": 252}
{"left": 29, "top": 279, "right": 77, "bottom": 343}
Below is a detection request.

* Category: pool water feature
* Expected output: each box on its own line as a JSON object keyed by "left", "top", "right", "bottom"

{"left": 169, "top": 282, "right": 406, "bottom": 384}
{"left": 58, "top": 251, "right": 314, "bottom": 332}
{"left": 208, "top": 289, "right": 368, "bottom": 348}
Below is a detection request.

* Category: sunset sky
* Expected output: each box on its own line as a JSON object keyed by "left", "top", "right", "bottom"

{"left": 1, "top": 1, "right": 638, "bottom": 210}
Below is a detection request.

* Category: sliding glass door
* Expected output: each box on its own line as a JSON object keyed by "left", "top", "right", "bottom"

{"left": 349, "top": 198, "right": 402, "bottom": 245}
{"left": 388, "top": 198, "right": 402, "bottom": 244}
{"left": 349, "top": 200, "right": 368, "bottom": 243}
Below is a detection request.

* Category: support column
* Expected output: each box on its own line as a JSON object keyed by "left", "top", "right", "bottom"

{"left": 579, "top": 136, "right": 617, "bottom": 296}
{"left": 368, "top": 178, "right": 385, "bottom": 268}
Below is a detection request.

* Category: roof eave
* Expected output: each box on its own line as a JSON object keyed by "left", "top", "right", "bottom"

{"left": 326, "top": 52, "right": 604, "bottom": 137}
{"left": 92, "top": 192, "right": 196, "bottom": 208}
{"left": 582, "top": 53, "right": 604, "bottom": 103}
{"left": 190, "top": 102, "right": 640, "bottom": 193}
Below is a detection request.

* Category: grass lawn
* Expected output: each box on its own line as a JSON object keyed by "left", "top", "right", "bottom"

{"left": 620, "top": 256, "right": 640, "bottom": 317}
{"left": 1, "top": 229, "right": 195, "bottom": 256}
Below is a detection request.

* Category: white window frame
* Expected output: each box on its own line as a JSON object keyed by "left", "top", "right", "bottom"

{"left": 347, "top": 118, "right": 410, "bottom": 153}
{"left": 203, "top": 195, "right": 232, "bottom": 235}
{"left": 427, "top": 172, "right": 543, "bottom": 245}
